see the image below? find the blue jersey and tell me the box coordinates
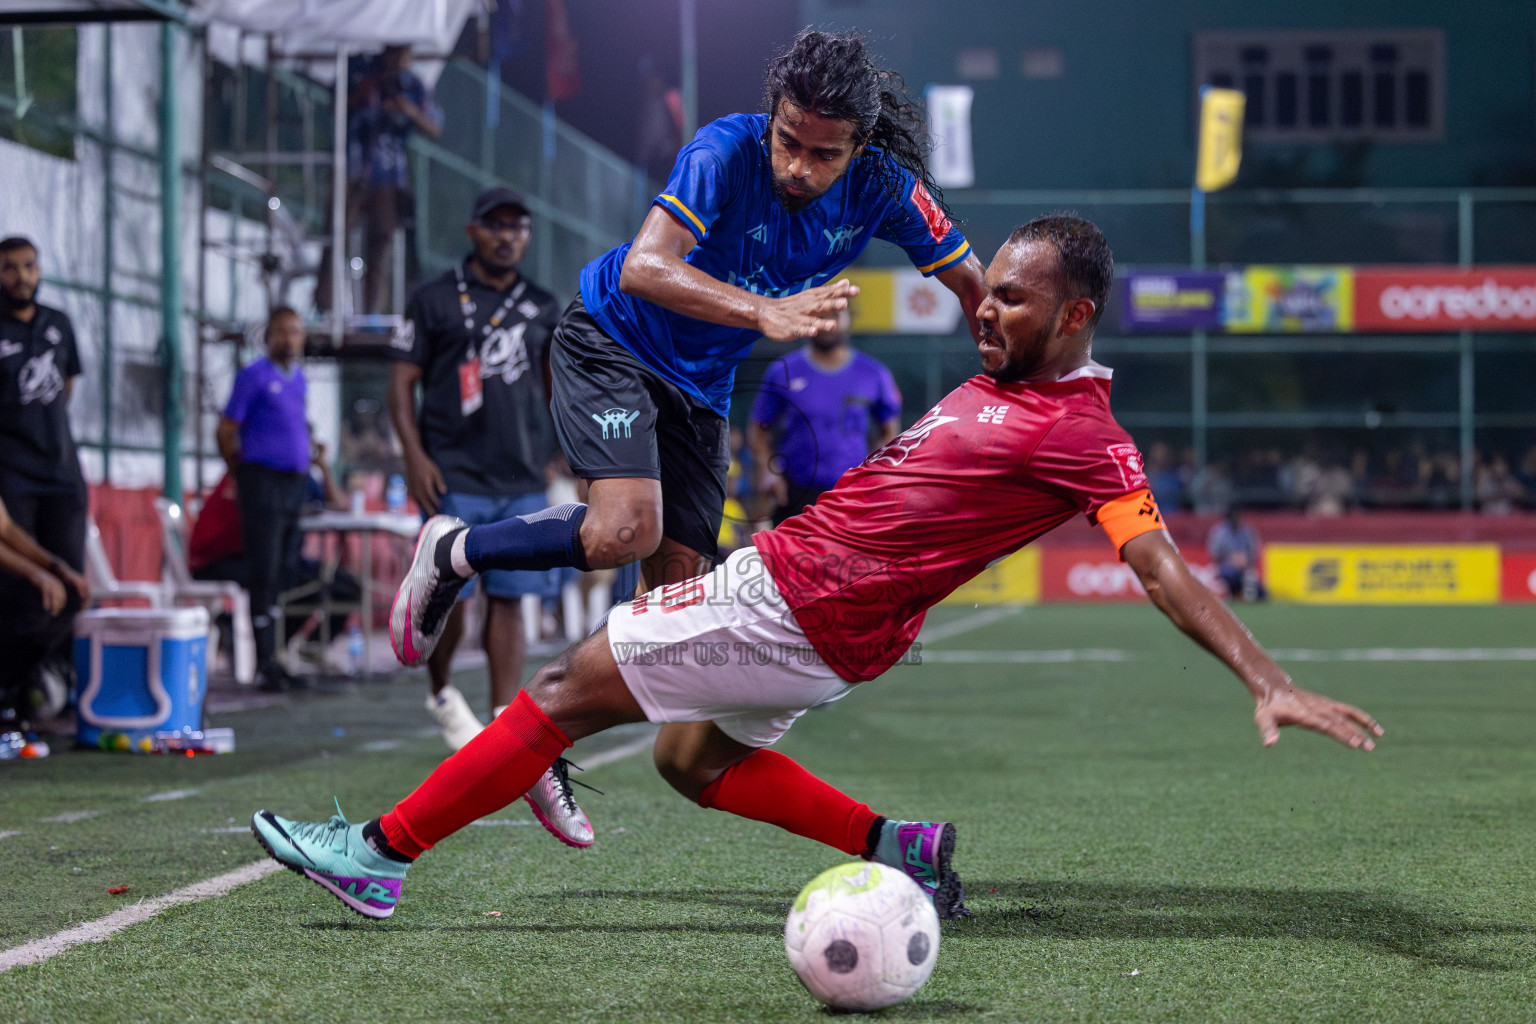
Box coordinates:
[578,113,971,416]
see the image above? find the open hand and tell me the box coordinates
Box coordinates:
[758,279,858,342]
[1254,683,1382,750]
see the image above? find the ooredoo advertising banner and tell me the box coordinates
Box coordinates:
[1037,547,1220,601]
[1355,268,1536,332]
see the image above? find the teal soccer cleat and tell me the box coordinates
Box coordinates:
[870,820,970,920]
[251,803,409,919]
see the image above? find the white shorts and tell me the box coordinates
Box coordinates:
[606,546,855,748]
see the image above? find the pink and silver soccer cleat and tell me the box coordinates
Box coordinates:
[389,514,470,667]
[525,757,596,848]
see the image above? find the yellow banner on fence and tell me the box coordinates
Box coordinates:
[1265,545,1501,604]
[943,548,1041,605]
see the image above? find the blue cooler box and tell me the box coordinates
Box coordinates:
[74,606,209,752]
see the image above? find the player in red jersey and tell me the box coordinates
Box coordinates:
[251,217,1382,922]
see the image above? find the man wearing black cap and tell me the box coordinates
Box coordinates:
[386,188,593,846]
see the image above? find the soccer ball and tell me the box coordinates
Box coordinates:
[784,861,940,1011]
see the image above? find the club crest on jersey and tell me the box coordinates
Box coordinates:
[910,181,952,243]
[866,406,958,467]
[747,223,769,242]
[822,224,865,254]
[1107,443,1148,489]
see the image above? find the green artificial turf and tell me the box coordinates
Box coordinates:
[2,603,1534,1022]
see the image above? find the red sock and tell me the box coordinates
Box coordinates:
[697,749,879,857]
[380,689,570,857]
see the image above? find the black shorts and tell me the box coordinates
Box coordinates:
[549,296,730,560]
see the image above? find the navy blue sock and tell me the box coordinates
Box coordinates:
[463,503,591,573]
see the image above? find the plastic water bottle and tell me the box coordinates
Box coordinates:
[347,624,366,676]
[386,474,407,514]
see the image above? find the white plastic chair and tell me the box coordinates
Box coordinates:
[85,518,168,608]
[153,498,257,685]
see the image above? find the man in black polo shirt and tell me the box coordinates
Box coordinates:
[0,236,89,684]
[387,187,592,847]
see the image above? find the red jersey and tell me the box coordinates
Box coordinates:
[753,364,1165,682]
[188,472,243,573]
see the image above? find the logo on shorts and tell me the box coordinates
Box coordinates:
[592,407,641,440]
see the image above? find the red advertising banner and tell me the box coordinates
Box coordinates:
[1501,553,1536,603]
[1039,546,1221,601]
[1355,267,1536,332]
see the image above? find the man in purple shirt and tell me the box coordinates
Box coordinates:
[749,308,901,524]
[216,307,311,691]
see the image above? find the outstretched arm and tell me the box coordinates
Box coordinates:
[935,252,987,345]
[619,207,857,342]
[1120,529,1382,750]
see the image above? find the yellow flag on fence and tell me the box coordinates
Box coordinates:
[1195,86,1245,192]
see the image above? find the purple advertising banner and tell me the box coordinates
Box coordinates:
[1119,272,1225,332]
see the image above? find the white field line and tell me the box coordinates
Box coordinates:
[921,649,1128,664]
[0,830,18,840]
[141,789,198,803]
[39,810,100,824]
[1267,647,1536,662]
[577,730,659,770]
[0,860,282,972]
[357,740,402,752]
[918,606,1023,645]
[469,818,536,827]
[916,647,1536,665]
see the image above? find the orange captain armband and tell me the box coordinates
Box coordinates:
[1092,488,1166,558]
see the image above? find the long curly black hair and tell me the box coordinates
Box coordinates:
[762,29,947,212]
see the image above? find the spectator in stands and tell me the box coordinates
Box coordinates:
[386,187,562,751]
[1190,457,1233,515]
[748,308,901,525]
[1146,442,1185,515]
[0,235,88,689]
[319,44,442,315]
[1517,445,1536,500]
[190,440,360,656]
[216,308,311,692]
[1206,506,1266,603]
[1475,453,1525,516]
[0,493,89,729]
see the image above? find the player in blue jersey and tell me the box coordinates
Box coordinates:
[388,31,988,891]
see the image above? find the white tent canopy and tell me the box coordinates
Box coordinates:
[194,0,485,58]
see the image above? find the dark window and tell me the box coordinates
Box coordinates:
[1369,43,1399,64]
[1210,72,1234,89]
[1340,71,1364,126]
[1308,74,1331,126]
[1240,46,1270,65]
[1405,70,1430,127]
[0,26,78,161]
[1243,73,1266,126]
[1304,45,1333,65]
[1373,72,1396,127]
[1275,72,1298,128]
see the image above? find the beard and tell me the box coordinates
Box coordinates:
[770,175,822,214]
[980,321,1053,383]
[0,282,37,313]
